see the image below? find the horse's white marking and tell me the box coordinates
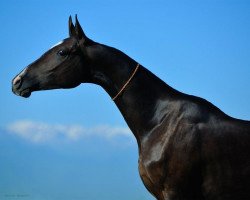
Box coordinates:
[19,67,28,76]
[50,40,64,49]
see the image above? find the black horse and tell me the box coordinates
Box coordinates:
[12,16,250,200]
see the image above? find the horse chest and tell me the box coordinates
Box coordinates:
[138,153,166,199]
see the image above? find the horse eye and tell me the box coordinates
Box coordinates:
[57,50,69,57]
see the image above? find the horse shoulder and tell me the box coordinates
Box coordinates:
[139,100,204,199]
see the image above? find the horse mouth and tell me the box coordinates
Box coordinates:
[13,88,32,98]
[20,88,31,98]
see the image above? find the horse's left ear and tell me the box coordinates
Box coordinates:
[75,15,87,42]
[69,15,75,37]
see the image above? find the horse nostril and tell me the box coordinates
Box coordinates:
[13,76,22,89]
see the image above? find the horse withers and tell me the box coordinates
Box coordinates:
[12,16,250,200]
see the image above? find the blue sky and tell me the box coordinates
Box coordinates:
[0,1,250,200]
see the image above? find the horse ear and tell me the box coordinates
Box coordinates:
[75,15,87,42]
[68,16,76,37]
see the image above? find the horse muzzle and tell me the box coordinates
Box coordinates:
[12,75,32,98]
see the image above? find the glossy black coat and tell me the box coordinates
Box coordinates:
[12,16,250,200]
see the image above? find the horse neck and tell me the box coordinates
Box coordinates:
[115,66,174,144]
[87,45,176,147]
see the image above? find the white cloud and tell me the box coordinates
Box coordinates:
[6,120,132,143]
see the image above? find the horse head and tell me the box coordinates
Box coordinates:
[12,16,94,98]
